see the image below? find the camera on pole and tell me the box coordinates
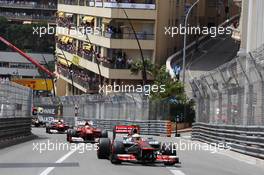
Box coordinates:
[74,104,79,116]
[175,115,181,137]
[74,104,79,127]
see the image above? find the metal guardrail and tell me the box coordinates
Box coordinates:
[63,118,172,136]
[0,118,32,143]
[192,123,264,159]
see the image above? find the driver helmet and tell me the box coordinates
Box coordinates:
[84,121,90,128]
[132,134,141,141]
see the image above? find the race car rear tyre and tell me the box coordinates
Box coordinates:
[101,130,108,138]
[97,138,111,159]
[161,142,177,156]
[46,128,51,134]
[67,129,77,137]
[66,134,72,143]
[110,141,125,164]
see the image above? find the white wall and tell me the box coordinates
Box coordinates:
[240,0,264,53]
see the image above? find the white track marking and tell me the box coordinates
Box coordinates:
[168,169,186,175]
[39,144,82,175]
[181,135,191,140]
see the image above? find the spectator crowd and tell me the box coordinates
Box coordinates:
[57,63,99,90]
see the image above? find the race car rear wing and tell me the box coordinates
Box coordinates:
[113,125,140,139]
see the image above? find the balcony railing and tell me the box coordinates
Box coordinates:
[59,0,156,10]
[0,2,57,10]
[58,65,99,90]
[0,12,56,21]
[102,31,154,40]
[99,2,155,9]
[58,44,132,70]
[57,24,154,41]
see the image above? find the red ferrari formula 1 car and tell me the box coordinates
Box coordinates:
[46,119,70,134]
[66,121,108,143]
[97,125,180,166]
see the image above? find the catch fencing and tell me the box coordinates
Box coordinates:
[34,93,170,122]
[0,81,33,118]
[190,44,264,126]
[191,44,264,158]
[0,81,33,143]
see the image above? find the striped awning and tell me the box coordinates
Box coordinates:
[57,12,64,18]
[58,58,72,67]
[83,43,92,50]
[102,18,112,24]
[82,16,94,23]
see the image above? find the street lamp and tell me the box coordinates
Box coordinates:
[179,0,200,137]
[182,0,200,85]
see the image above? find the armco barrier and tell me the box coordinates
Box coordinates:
[91,119,172,136]
[0,118,32,143]
[64,118,172,137]
[192,123,264,159]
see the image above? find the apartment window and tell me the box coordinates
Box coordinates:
[176,0,180,6]
[96,17,102,28]
[175,19,179,26]
[9,63,35,69]
[0,62,9,68]
[208,17,216,27]
[95,46,101,54]
[208,0,218,7]
[180,16,185,25]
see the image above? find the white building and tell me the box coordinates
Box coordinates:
[238,0,264,53]
[0,51,54,78]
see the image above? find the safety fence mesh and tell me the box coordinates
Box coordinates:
[190,44,264,126]
[34,93,170,123]
[0,81,33,118]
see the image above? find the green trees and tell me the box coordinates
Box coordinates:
[130,59,195,124]
[130,59,186,101]
[0,17,54,53]
[130,59,155,77]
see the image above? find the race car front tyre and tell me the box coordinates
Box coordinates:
[97,138,111,159]
[101,130,108,138]
[110,141,125,164]
[46,128,50,134]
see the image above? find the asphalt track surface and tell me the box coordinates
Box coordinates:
[0,128,264,175]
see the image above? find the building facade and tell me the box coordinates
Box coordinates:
[0,51,54,78]
[55,0,235,96]
[238,0,264,53]
[0,0,57,23]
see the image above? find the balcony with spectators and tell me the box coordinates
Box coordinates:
[57,63,99,92]
[0,0,57,10]
[58,0,156,20]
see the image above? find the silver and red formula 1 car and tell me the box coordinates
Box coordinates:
[97,125,180,166]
